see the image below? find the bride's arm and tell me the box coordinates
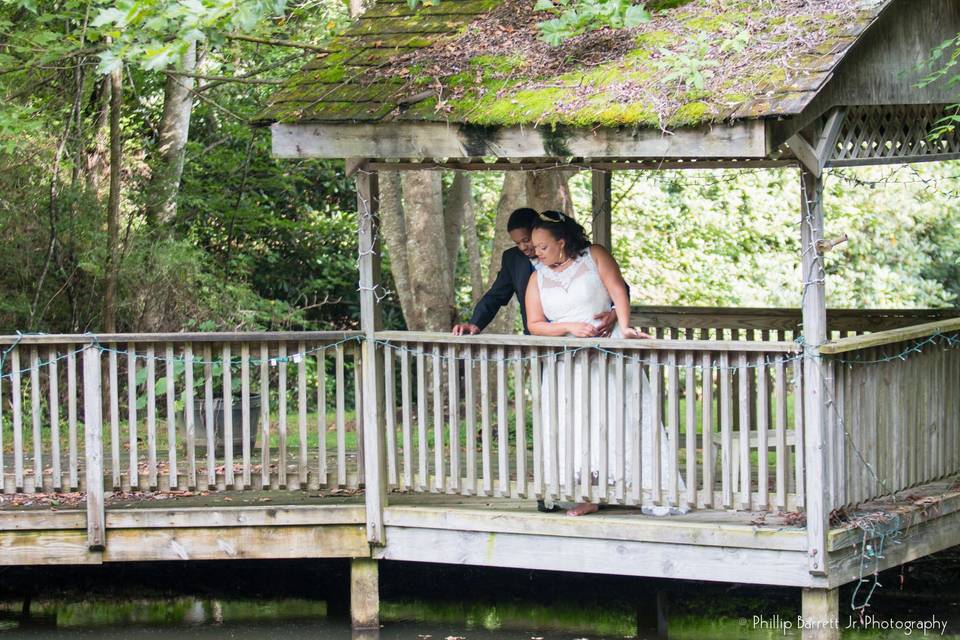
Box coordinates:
[525,272,599,337]
[590,245,633,332]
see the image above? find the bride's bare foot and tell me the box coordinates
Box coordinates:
[566,502,599,517]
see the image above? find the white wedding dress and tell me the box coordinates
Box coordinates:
[537,249,685,514]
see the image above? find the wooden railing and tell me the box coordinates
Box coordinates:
[820,319,960,510]
[630,305,960,341]
[377,332,805,512]
[0,332,365,496]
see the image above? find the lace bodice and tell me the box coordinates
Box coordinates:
[536,248,621,337]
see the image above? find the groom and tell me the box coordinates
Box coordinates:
[452,207,618,337]
[451,207,618,513]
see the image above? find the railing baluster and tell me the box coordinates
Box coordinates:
[757,353,770,511]
[30,348,42,491]
[577,349,590,502]
[447,344,460,494]
[146,344,157,489]
[701,353,713,509]
[223,343,234,489]
[720,351,733,509]
[463,345,475,496]
[479,347,491,496]
[106,347,118,490]
[204,344,215,488]
[165,343,178,489]
[11,347,23,491]
[125,345,136,490]
[385,345,398,488]
[630,355,642,506]
[513,346,525,499]
[738,352,751,510]
[400,344,413,492]
[184,344,197,489]
[417,347,428,492]
[336,342,346,487]
[49,347,62,491]
[432,344,444,493]
[547,351,559,501]
[353,344,364,486]
[666,350,679,507]
[67,349,79,489]
[297,341,308,487]
[792,357,805,508]
[260,343,271,488]
[649,351,662,506]
[241,342,252,489]
[317,346,328,488]
[277,342,287,488]
[597,350,608,504]
[774,357,788,511]
[614,351,625,504]
[496,346,508,498]
[530,347,543,501]
[684,351,696,508]
[563,350,574,501]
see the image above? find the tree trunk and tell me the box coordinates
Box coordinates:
[378,170,418,326]
[525,169,576,215]
[482,171,528,335]
[145,41,197,228]
[400,170,454,331]
[458,174,484,305]
[103,64,122,333]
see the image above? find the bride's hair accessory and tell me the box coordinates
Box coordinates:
[532,210,591,256]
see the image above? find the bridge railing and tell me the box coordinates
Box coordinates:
[819,318,960,510]
[0,332,366,499]
[376,332,805,512]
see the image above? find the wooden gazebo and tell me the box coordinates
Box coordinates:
[262,0,960,635]
[1,2,959,639]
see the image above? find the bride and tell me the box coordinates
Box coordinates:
[524,210,682,517]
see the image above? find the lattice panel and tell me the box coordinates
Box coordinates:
[828,104,960,165]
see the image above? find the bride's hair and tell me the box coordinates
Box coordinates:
[532,210,591,255]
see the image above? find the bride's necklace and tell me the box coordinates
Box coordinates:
[548,255,574,271]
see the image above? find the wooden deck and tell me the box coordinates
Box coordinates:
[1,478,957,591]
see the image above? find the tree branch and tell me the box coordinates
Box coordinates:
[225,33,329,52]
[165,70,284,85]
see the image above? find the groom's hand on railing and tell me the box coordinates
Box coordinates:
[593,310,618,337]
[452,323,481,336]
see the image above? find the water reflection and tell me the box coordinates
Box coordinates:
[0,596,957,639]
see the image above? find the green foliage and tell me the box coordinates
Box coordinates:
[917,34,960,136]
[92,0,289,71]
[655,30,749,91]
[534,0,649,46]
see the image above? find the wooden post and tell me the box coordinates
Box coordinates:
[356,161,387,544]
[591,169,612,250]
[350,558,379,630]
[800,587,839,640]
[82,345,106,551]
[800,167,830,576]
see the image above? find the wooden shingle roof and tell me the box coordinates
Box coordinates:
[259,0,894,128]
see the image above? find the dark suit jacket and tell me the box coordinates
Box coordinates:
[469,247,535,334]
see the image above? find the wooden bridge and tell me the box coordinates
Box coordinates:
[7,2,960,638]
[1,306,958,637]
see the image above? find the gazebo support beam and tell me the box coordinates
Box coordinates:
[272,121,768,160]
[356,161,387,545]
[591,169,612,250]
[799,166,830,578]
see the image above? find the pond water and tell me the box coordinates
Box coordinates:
[0,558,957,639]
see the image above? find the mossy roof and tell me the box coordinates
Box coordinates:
[258,0,892,129]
